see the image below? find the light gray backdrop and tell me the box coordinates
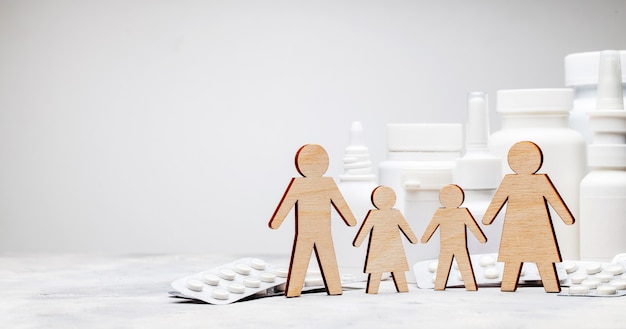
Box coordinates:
[1,0,625,254]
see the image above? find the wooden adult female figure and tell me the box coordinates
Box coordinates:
[482,141,575,293]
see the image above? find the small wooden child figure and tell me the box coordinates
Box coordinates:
[421,184,487,291]
[353,186,418,294]
[269,144,357,297]
[482,141,574,293]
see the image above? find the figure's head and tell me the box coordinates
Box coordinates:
[439,184,464,208]
[507,141,543,175]
[371,186,396,210]
[295,144,329,177]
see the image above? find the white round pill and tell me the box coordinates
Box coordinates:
[571,274,587,284]
[219,268,236,281]
[260,272,276,283]
[610,279,626,290]
[227,283,246,294]
[235,263,252,275]
[605,264,625,275]
[305,276,324,287]
[581,278,601,289]
[479,255,496,267]
[568,285,590,295]
[428,261,438,273]
[597,285,617,295]
[563,262,578,274]
[307,269,321,276]
[484,267,500,279]
[211,288,230,300]
[596,273,613,283]
[341,274,356,282]
[275,268,289,278]
[250,258,266,270]
[244,277,261,288]
[186,279,204,292]
[202,273,220,286]
[621,273,626,280]
[586,263,602,275]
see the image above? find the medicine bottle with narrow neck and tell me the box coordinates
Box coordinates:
[580,51,626,262]
[489,88,586,260]
[565,50,626,143]
[332,121,378,278]
[453,92,502,254]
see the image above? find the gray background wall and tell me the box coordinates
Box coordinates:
[1,0,625,255]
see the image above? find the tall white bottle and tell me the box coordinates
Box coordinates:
[489,88,586,260]
[333,122,378,276]
[453,92,503,254]
[580,51,626,262]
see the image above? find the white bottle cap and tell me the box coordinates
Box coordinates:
[497,89,573,114]
[387,123,463,152]
[454,92,502,189]
[565,50,626,87]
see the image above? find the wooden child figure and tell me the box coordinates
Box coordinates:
[269,144,357,297]
[353,186,418,294]
[482,141,575,293]
[421,184,487,291]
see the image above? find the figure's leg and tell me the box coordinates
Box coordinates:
[501,262,522,292]
[366,273,382,294]
[314,240,342,295]
[435,252,453,290]
[537,262,560,293]
[285,238,314,297]
[391,271,409,293]
[456,252,477,291]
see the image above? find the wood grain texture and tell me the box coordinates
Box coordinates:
[353,186,418,294]
[269,144,357,297]
[421,184,487,291]
[482,141,575,293]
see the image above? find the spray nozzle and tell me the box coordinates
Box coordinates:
[597,50,625,111]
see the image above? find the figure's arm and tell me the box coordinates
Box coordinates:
[329,180,357,227]
[268,178,298,229]
[464,209,487,243]
[353,210,374,247]
[396,210,418,244]
[482,179,509,225]
[420,210,442,244]
[542,175,575,225]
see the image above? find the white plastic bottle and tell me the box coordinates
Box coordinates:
[565,50,626,143]
[489,88,586,260]
[378,123,463,281]
[453,92,503,254]
[580,51,626,262]
[333,121,378,277]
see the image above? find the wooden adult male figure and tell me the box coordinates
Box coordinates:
[269,144,357,297]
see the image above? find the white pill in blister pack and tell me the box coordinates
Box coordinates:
[558,257,626,298]
[413,253,568,289]
[170,257,289,304]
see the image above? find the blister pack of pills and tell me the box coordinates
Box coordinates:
[170,257,289,304]
[558,254,626,297]
[413,253,568,289]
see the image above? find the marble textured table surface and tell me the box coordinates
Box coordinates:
[0,253,623,328]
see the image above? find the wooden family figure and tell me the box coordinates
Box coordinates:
[421,184,487,291]
[482,140,575,293]
[353,185,418,294]
[268,144,357,297]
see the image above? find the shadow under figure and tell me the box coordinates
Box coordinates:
[482,141,575,293]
